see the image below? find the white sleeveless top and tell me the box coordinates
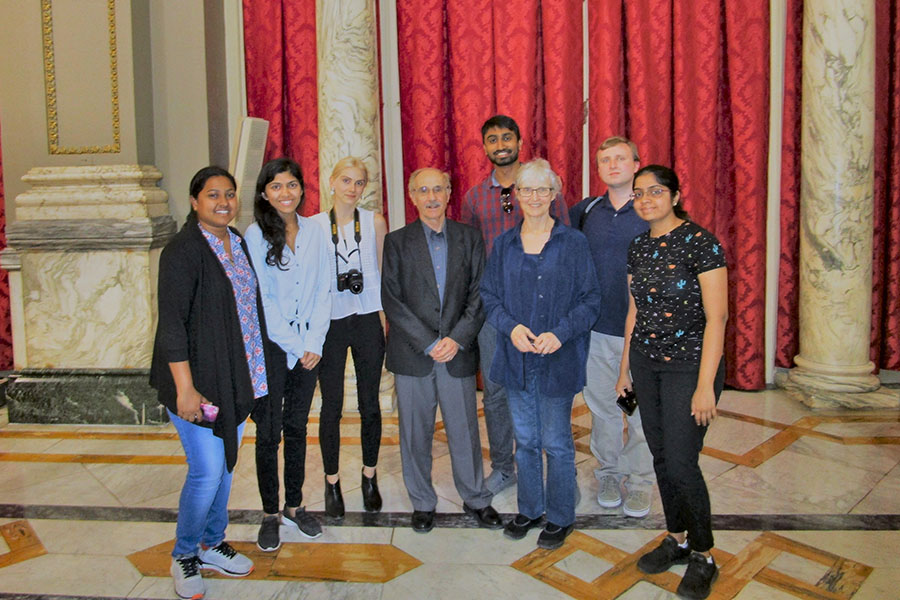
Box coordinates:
[310,207,383,320]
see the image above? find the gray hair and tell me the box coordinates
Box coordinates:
[408,168,452,194]
[515,158,562,193]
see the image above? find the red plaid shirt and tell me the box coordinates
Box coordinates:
[460,171,570,256]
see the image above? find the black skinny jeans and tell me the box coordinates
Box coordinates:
[317,311,385,475]
[253,361,319,515]
[629,349,725,552]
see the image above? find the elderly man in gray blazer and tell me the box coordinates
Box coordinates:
[382,167,501,534]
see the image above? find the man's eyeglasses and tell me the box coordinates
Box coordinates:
[500,186,513,213]
[631,186,670,201]
[517,187,553,199]
[415,185,449,195]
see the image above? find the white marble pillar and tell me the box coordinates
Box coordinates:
[316,0,383,213]
[778,0,897,408]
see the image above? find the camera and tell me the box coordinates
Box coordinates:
[337,269,364,294]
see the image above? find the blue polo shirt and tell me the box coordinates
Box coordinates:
[569,194,648,337]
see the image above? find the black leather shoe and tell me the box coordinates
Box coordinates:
[411,510,435,533]
[463,503,503,530]
[361,469,382,513]
[324,477,345,519]
[503,513,544,540]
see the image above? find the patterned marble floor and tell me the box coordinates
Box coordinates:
[0,387,898,599]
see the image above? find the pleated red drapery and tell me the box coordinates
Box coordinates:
[777,0,900,371]
[396,0,584,222]
[0,121,12,369]
[242,0,321,216]
[588,1,770,390]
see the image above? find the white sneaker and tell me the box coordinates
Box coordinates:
[171,556,205,599]
[597,475,622,508]
[197,541,253,577]
[623,489,651,518]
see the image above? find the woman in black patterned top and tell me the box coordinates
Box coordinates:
[615,164,727,600]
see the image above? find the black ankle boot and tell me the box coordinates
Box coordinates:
[324,477,345,519]
[361,469,382,513]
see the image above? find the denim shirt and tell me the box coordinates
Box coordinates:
[244,216,333,370]
[481,220,602,396]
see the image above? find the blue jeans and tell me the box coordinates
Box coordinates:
[169,409,246,558]
[477,321,515,475]
[507,371,576,527]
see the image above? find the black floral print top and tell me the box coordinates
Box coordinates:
[627,221,726,364]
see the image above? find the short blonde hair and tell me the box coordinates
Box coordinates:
[330,156,369,183]
[597,136,640,162]
[408,168,451,194]
[515,158,562,193]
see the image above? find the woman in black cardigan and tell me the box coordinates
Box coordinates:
[150,166,285,600]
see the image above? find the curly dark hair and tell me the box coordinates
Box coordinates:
[253,157,304,269]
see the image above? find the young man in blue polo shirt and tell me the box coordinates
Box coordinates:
[569,136,654,517]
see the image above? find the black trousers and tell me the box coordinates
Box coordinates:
[253,361,319,515]
[317,311,385,475]
[629,349,725,552]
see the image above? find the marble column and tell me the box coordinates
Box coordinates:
[316,0,383,213]
[777,0,897,409]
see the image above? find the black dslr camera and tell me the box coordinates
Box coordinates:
[337,269,364,294]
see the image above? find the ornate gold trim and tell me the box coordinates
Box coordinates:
[41,0,121,154]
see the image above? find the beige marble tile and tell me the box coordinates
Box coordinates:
[45,438,183,456]
[0,436,63,453]
[778,531,900,568]
[215,579,382,600]
[0,465,121,506]
[392,526,530,566]
[0,460,88,491]
[703,416,782,456]
[581,529,660,553]
[784,436,900,474]
[854,565,900,600]
[615,580,675,599]
[555,548,614,581]
[0,553,141,596]
[85,462,187,506]
[733,580,801,599]
[716,389,812,425]
[766,549,831,585]
[29,519,175,556]
[851,464,900,514]
[813,421,900,437]
[383,563,572,600]
[708,530,762,556]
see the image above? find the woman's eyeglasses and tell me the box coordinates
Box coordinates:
[631,186,670,201]
[517,187,553,199]
[500,186,514,213]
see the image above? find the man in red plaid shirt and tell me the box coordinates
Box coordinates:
[461,115,570,495]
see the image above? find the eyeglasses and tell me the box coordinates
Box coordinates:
[500,186,513,213]
[517,187,553,199]
[415,185,449,195]
[631,186,670,201]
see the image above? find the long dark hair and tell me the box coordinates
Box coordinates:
[253,157,304,269]
[633,164,690,220]
[186,166,236,224]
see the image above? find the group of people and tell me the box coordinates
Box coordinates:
[150,114,728,600]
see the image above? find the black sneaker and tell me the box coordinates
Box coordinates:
[282,505,322,539]
[503,514,544,540]
[536,522,574,550]
[256,515,281,552]
[676,552,718,599]
[637,535,691,574]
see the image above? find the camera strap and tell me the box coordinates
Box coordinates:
[329,207,362,282]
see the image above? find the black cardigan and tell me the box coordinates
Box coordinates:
[150,214,285,471]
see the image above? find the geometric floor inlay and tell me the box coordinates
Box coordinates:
[512,531,874,599]
[128,539,422,583]
[0,520,46,569]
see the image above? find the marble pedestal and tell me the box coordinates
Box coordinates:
[1,165,175,424]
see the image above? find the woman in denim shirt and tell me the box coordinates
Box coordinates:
[481,158,602,550]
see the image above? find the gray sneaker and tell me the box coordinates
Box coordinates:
[282,505,322,539]
[171,555,205,599]
[623,489,651,518]
[597,475,622,508]
[485,470,516,494]
[257,515,281,552]
[197,541,253,577]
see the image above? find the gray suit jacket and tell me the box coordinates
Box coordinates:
[382,218,485,378]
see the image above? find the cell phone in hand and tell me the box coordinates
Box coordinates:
[200,403,219,422]
[616,389,638,416]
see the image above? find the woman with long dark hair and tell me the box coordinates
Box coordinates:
[616,164,728,600]
[310,156,387,518]
[151,166,285,599]
[244,157,332,551]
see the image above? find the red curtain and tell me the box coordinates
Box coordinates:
[777,0,900,371]
[588,1,770,390]
[242,0,320,216]
[397,0,583,223]
[0,121,11,369]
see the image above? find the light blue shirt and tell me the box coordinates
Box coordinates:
[244,215,333,370]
